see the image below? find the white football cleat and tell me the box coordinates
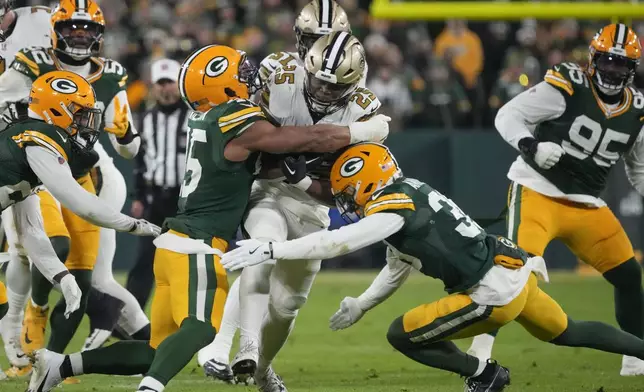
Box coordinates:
[27,349,66,392]
[620,355,644,376]
[1,314,30,368]
[466,334,495,362]
[255,367,287,392]
[231,341,259,385]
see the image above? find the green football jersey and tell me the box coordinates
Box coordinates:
[12,46,128,178]
[528,62,644,197]
[0,119,72,210]
[164,99,266,242]
[365,178,529,294]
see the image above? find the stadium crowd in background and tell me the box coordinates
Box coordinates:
[18,0,644,131]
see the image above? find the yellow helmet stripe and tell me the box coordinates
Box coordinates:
[178,45,215,106]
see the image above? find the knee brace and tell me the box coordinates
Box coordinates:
[603,258,643,292]
[49,236,70,263]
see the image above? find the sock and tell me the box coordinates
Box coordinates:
[47,270,92,352]
[0,303,8,320]
[147,317,216,385]
[467,333,496,360]
[386,317,480,377]
[257,302,296,372]
[138,376,165,392]
[6,287,27,320]
[552,318,644,359]
[6,256,31,319]
[603,258,644,338]
[198,276,240,365]
[31,266,54,307]
[62,341,155,377]
[131,324,151,341]
[239,263,272,351]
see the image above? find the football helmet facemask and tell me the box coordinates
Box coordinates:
[51,0,105,61]
[294,0,351,60]
[588,23,641,94]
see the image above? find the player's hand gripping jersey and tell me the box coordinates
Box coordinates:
[497,62,644,206]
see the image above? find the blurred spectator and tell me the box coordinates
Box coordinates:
[424,58,471,129]
[434,19,484,90]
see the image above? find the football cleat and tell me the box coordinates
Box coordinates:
[255,367,287,392]
[464,360,510,392]
[4,363,32,378]
[82,329,112,352]
[1,313,30,368]
[620,355,644,376]
[21,302,49,355]
[26,349,66,392]
[231,341,259,385]
[203,359,234,383]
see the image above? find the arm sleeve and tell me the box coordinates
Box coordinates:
[624,125,644,196]
[12,194,68,283]
[26,146,137,232]
[356,246,413,311]
[105,90,140,159]
[0,69,32,115]
[495,81,566,150]
[272,213,406,260]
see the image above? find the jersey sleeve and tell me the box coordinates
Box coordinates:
[543,63,575,97]
[259,52,298,83]
[216,99,267,136]
[101,58,129,91]
[11,47,48,80]
[348,87,381,122]
[14,126,70,162]
[364,184,415,219]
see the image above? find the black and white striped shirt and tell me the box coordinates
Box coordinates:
[134,103,190,200]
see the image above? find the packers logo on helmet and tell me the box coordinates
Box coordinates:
[331,143,401,222]
[588,23,641,93]
[179,45,262,112]
[29,71,101,153]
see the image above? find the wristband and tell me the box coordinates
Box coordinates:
[293,176,313,191]
[518,137,539,160]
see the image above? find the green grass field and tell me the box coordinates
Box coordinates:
[1,271,643,391]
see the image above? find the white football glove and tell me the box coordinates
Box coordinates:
[534,142,565,169]
[348,114,391,144]
[129,219,161,237]
[58,274,82,319]
[329,297,365,331]
[220,239,274,271]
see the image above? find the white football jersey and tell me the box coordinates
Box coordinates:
[259,50,368,87]
[0,6,51,75]
[255,64,380,225]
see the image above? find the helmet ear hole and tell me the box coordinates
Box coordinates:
[50,108,62,117]
[224,87,236,98]
[363,183,373,194]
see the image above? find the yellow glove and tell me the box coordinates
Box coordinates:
[104,96,129,138]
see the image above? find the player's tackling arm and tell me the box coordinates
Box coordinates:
[25,146,140,232]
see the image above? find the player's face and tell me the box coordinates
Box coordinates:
[154,80,181,106]
[57,20,102,51]
[595,53,636,87]
[306,73,354,104]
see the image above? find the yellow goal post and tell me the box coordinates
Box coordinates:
[370,0,644,22]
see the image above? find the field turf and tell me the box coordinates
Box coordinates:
[1,271,643,391]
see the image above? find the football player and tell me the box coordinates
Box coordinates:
[0,0,150,367]
[26,43,389,392]
[467,23,644,376]
[199,32,379,390]
[222,142,644,392]
[0,0,52,376]
[0,69,157,350]
[257,0,367,85]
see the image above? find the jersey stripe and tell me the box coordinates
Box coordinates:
[544,70,573,96]
[218,107,264,126]
[365,195,415,216]
[14,52,40,76]
[15,131,68,161]
[220,111,266,133]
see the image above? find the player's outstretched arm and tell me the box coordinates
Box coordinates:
[329,247,413,331]
[224,115,390,161]
[25,146,159,236]
[220,212,405,270]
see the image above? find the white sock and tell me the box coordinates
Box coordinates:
[239,264,272,350]
[197,277,241,366]
[257,302,296,373]
[68,352,84,376]
[467,334,495,361]
[6,256,30,319]
[138,376,165,392]
[471,359,487,378]
[6,288,27,321]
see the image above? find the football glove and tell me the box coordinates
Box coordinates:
[280,155,313,191]
[329,297,365,331]
[129,219,161,237]
[220,239,273,271]
[348,114,391,144]
[58,274,82,319]
[519,137,565,169]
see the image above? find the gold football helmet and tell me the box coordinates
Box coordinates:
[179,45,262,112]
[588,23,641,93]
[51,0,105,60]
[304,31,366,115]
[330,143,402,222]
[295,0,351,59]
[29,70,101,152]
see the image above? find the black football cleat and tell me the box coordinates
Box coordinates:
[203,359,234,384]
[464,360,510,392]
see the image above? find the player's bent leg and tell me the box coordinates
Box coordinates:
[3,254,31,369]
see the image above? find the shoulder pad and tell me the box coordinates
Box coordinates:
[98,58,128,87]
[11,46,55,80]
[19,123,70,161]
[543,62,588,96]
[214,99,266,134]
[347,87,382,120]
[364,183,415,217]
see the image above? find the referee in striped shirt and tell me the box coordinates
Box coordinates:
[127,58,189,309]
